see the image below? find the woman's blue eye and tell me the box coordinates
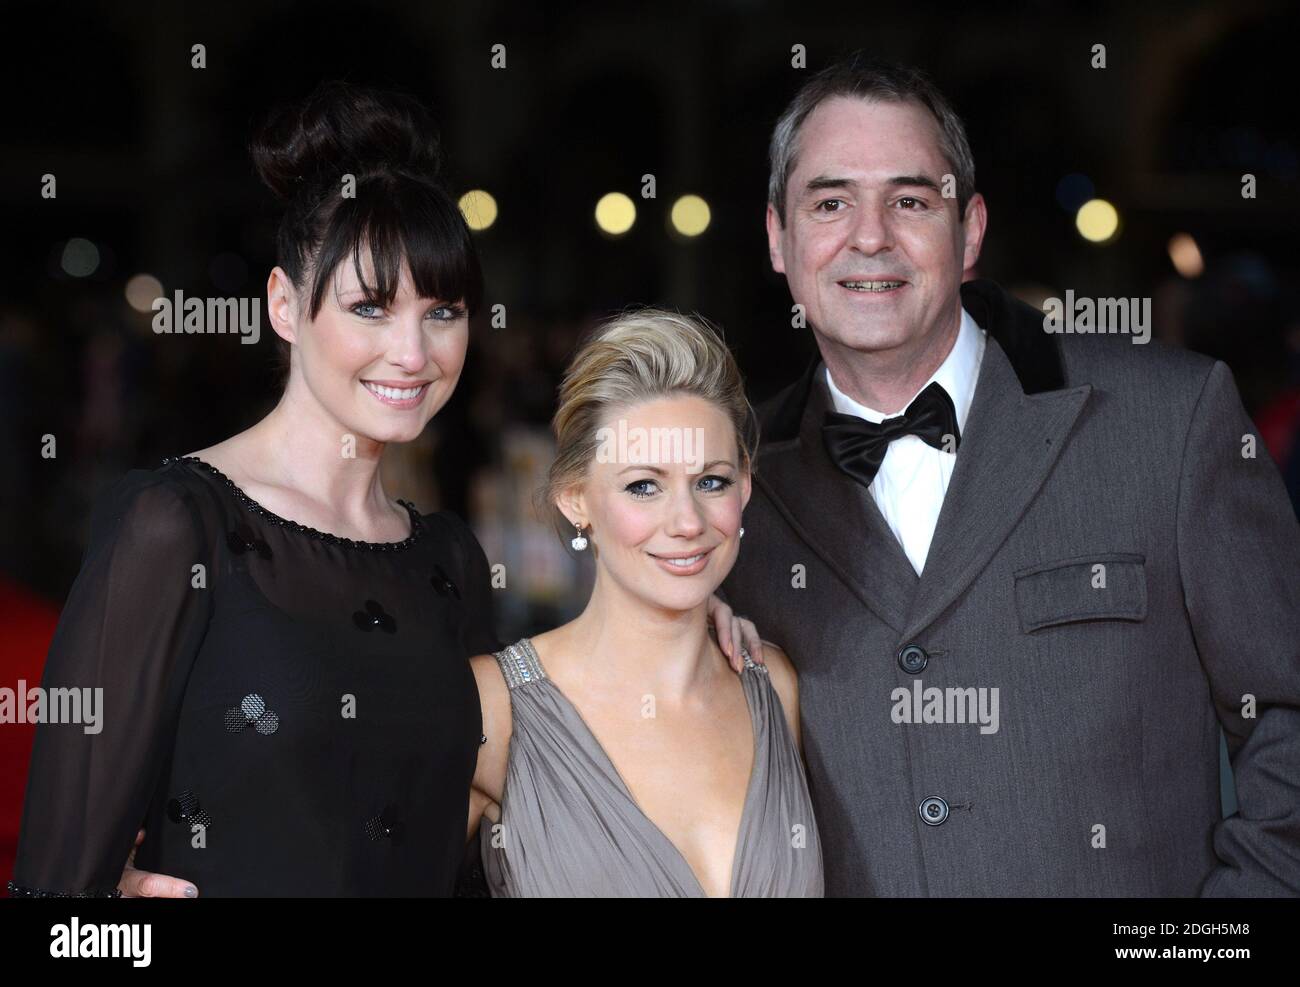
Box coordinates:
[350,302,467,320]
[697,475,735,493]
[429,304,468,321]
[624,475,733,498]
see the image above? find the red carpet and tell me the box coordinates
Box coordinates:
[0,575,60,891]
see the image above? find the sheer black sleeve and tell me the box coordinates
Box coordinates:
[8,470,213,897]
[435,511,501,657]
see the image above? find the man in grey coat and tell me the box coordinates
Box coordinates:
[721,54,1300,896]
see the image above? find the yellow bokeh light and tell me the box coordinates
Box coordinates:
[595,192,636,236]
[1075,198,1119,243]
[670,194,711,237]
[458,190,498,231]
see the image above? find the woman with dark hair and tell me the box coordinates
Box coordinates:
[8,80,495,897]
[9,80,757,898]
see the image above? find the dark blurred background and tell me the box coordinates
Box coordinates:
[2,0,1298,875]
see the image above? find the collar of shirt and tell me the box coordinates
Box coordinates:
[824,305,988,432]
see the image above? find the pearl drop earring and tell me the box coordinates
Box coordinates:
[740,527,745,538]
[571,522,589,552]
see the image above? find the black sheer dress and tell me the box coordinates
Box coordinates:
[8,455,499,897]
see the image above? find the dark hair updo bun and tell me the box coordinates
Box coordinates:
[249,79,482,331]
[251,81,443,200]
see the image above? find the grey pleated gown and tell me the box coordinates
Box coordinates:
[479,637,824,897]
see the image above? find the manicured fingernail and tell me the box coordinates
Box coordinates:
[184,885,197,898]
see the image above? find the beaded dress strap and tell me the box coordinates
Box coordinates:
[491,638,764,690]
[492,638,548,690]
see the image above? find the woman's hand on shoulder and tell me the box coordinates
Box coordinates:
[706,594,765,673]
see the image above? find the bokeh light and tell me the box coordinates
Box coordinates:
[60,237,100,277]
[595,192,636,236]
[1168,232,1204,278]
[125,274,163,313]
[669,194,711,237]
[458,190,498,231]
[1075,198,1120,243]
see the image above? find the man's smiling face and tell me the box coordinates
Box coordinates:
[766,95,985,362]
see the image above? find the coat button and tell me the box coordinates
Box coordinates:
[897,644,929,674]
[919,796,949,826]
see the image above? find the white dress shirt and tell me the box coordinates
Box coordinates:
[825,307,987,575]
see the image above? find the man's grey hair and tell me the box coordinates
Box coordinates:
[768,53,977,225]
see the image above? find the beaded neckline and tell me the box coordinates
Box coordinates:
[162,455,426,552]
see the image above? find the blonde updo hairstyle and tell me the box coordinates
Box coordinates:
[542,308,758,552]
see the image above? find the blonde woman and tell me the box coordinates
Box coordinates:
[468,310,824,897]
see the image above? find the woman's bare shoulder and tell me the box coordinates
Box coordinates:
[469,650,512,802]
[756,640,800,738]
[470,651,512,722]
[182,437,256,485]
[758,640,796,684]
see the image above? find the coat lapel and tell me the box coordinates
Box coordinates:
[752,279,1092,642]
[754,359,918,634]
[899,335,1091,642]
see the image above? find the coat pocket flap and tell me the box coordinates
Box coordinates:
[1013,552,1147,633]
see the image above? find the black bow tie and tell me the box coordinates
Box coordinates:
[822,381,961,489]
